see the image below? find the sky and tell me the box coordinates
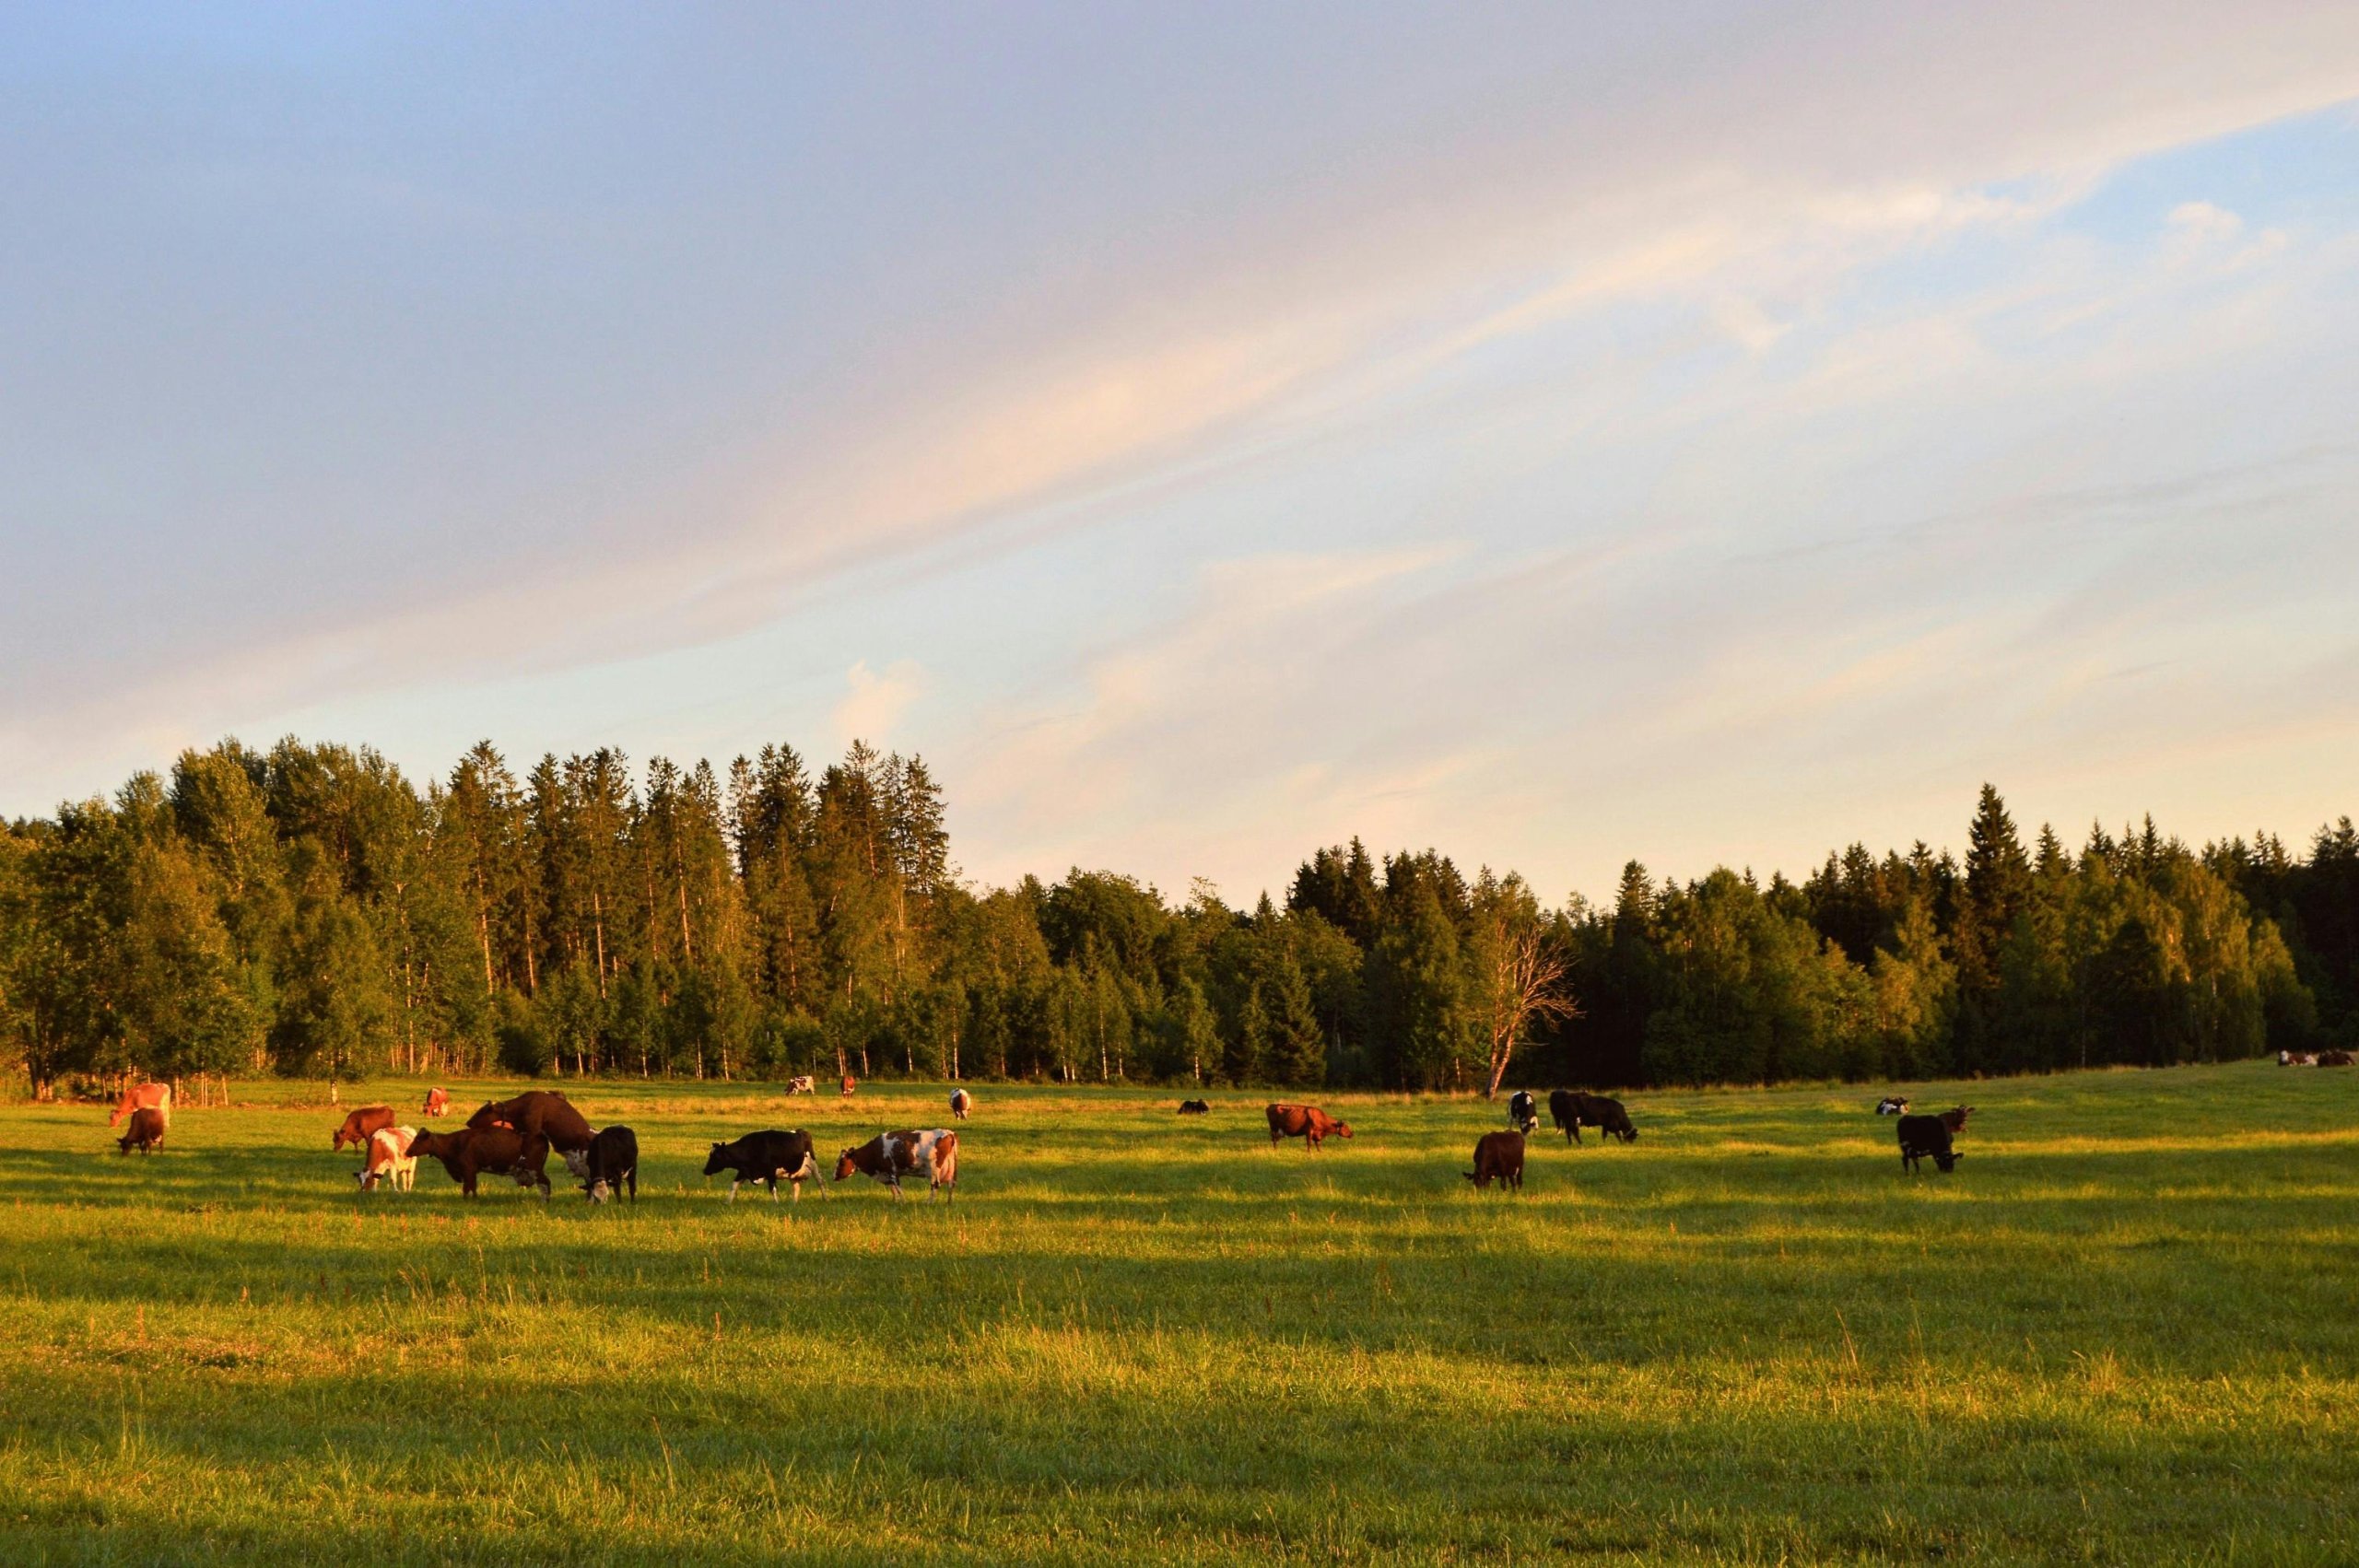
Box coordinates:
[6,3,2359,905]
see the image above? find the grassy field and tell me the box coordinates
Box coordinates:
[0,1063,2353,1565]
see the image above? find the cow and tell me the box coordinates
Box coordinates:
[835,1129,958,1202]
[839,1076,858,1097]
[1896,1113,1962,1174]
[788,1076,816,1094]
[467,1090,595,1153]
[1465,1130,1525,1192]
[1940,1105,1974,1133]
[1266,1103,1352,1151]
[1507,1090,1539,1135]
[333,1105,398,1152]
[703,1129,824,1202]
[949,1088,972,1121]
[110,1082,171,1129]
[423,1087,451,1117]
[1550,1090,1637,1145]
[1177,1099,1211,1115]
[357,1126,418,1191]
[116,1106,167,1155]
[562,1126,639,1203]
[409,1127,551,1197]
[2318,1049,2355,1068]
[1875,1096,1909,1116]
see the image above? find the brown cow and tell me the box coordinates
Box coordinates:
[834,1129,958,1202]
[1266,1103,1352,1151]
[333,1105,398,1152]
[467,1091,594,1153]
[110,1082,171,1129]
[410,1127,551,1197]
[1465,1130,1524,1191]
[2318,1049,2355,1068]
[423,1086,451,1117]
[1940,1105,1975,1133]
[117,1106,167,1155]
[839,1076,858,1097]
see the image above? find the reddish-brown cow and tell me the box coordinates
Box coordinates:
[423,1087,451,1117]
[1266,1103,1353,1151]
[409,1127,551,1197]
[110,1082,170,1129]
[333,1105,398,1152]
[1465,1130,1524,1192]
[467,1091,594,1153]
[834,1129,958,1202]
[117,1106,167,1155]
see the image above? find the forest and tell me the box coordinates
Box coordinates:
[1,737,2352,1095]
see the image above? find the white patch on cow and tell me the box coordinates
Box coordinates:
[562,1149,593,1180]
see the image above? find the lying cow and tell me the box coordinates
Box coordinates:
[562,1126,639,1203]
[788,1075,816,1094]
[423,1086,450,1117]
[704,1129,823,1202]
[1466,1130,1525,1192]
[468,1090,594,1154]
[2318,1049,2355,1068]
[1177,1099,1211,1116]
[1875,1096,1909,1116]
[111,1082,171,1129]
[1550,1090,1637,1145]
[949,1088,972,1121]
[333,1105,398,1152]
[409,1127,551,1197]
[1507,1090,1539,1135]
[1896,1113,1963,1174]
[357,1125,418,1191]
[1266,1103,1352,1151]
[836,1129,958,1202]
[117,1106,167,1155]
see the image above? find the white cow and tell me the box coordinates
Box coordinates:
[357,1125,418,1191]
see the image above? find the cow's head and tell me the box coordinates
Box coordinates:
[586,1178,612,1204]
[1333,1121,1354,1140]
[834,1151,859,1181]
[1932,1149,1961,1173]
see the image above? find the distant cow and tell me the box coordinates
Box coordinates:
[788,1076,816,1094]
[423,1087,451,1117]
[1940,1105,1974,1133]
[116,1106,167,1155]
[1177,1099,1211,1115]
[410,1127,551,1197]
[562,1126,639,1203]
[1550,1090,1637,1145]
[2318,1049,2355,1068]
[949,1088,972,1120]
[1465,1130,1525,1192]
[1266,1103,1352,1151]
[1507,1090,1539,1135]
[110,1082,171,1129]
[836,1129,959,1201]
[839,1076,858,1097]
[1875,1096,1909,1116]
[704,1129,823,1202]
[1896,1113,1962,1174]
[468,1090,594,1153]
[357,1125,418,1191]
[333,1105,398,1152]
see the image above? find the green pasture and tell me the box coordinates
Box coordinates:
[0,1063,2353,1564]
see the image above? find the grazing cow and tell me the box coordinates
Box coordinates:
[467,1090,595,1153]
[839,1076,858,1097]
[703,1129,823,1202]
[1550,1090,1637,1145]
[357,1126,418,1191]
[562,1126,640,1203]
[333,1105,398,1152]
[1507,1090,1539,1135]
[110,1082,171,1129]
[1177,1099,1211,1115]
[1465,1130,1525,1192]
[788,1076,816,1094]
[835,1129,958,1201]
[1265,1103,1352,1151]
[949,1088,972,1121]
[2318,1049,2355,1068]
[409,1127,551,1197]
[423,1087,451,1117]
[1896,1113,1962,1174]
[116,1106,167,1155]
[1875,1096,1909,1116]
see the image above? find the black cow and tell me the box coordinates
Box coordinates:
[1177,1099,1211,1115]
[1896,1113,1961,1174]
[563,1126,639,1203]
[1550,1089,1637,1145]
[1507,1090,1538,1135]
[704,1129,823,1202]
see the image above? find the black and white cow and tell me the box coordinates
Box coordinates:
[562,1125,640,1203]
[1875,1096,1909,1116]
[703,1129,824,1202]
[1507,1090,1539,1135]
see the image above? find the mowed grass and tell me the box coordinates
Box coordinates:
[1,1065,2355,1565]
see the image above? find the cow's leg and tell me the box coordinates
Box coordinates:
[727,1177,740,1201]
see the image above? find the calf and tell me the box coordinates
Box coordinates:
[468,1090,594,1154]
[1507,1090,1539,1134]
[333,1105,398,1152]
[1177,1099,1211,1115]
[1266,1103,1352,1151]
[1875,1096,1909,1116]
[835,1129,958,1202]
[423,1086,451,1117]
[1940,1105,1974,1133]
[409,1127,551,1197]
[949,1088,972,1121]
[1550,1090,1637,1145]
[357,1125,418,1191]
[562,1126,639,1203]
[116,1106,167,1155]
[788,1075,816,1094]
[704,1129,823,1202]
[1896,1113,1961,1174]
[1465,1130,1525,1192]
[110,1082,171,1129]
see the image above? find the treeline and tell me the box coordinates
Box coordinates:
[0,742,2351,1095]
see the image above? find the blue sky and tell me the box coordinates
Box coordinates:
[6,5,2358,902]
